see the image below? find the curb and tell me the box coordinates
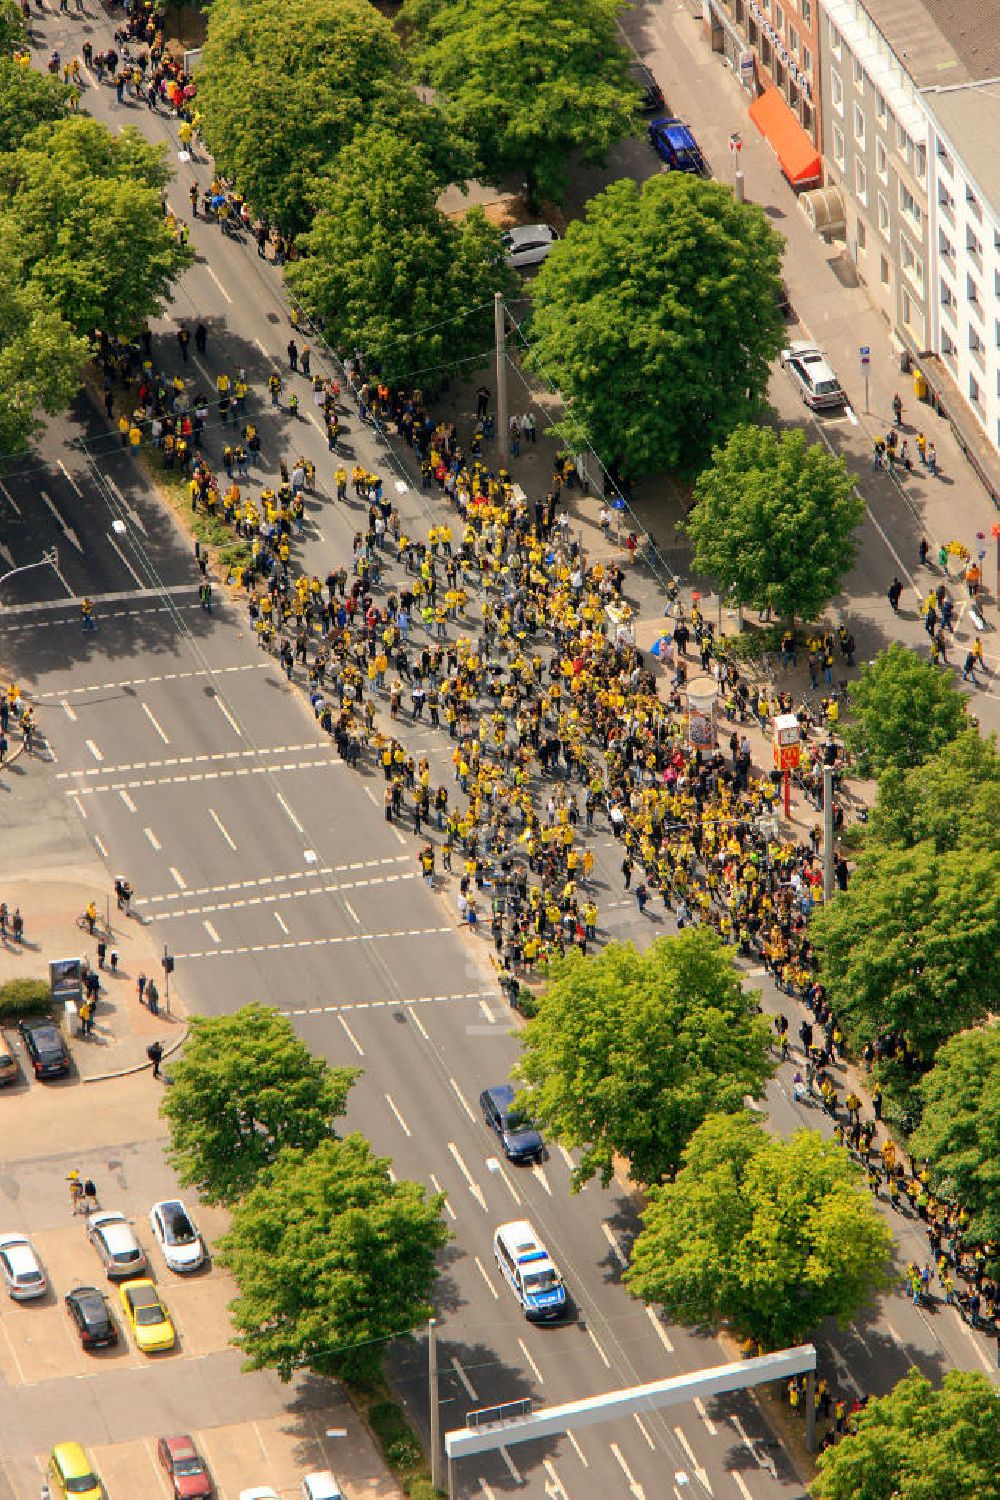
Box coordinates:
[82,1026,189,1084]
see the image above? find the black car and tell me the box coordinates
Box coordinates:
[628,59,665,115]
[479,1084,544,1163]
[18,1018,70,1079]
[65,1285,118,1348]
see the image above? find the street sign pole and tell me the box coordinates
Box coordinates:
[859,346,870,414]
[428,1318,441,1493]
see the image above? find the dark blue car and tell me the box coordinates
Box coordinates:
[648,117,709,176]
[479,1084,544,1163]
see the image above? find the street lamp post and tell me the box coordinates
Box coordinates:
[0,548,60,600]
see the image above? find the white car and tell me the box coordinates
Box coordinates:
[87,1211,148,1280]
[149,1200,206,1273]
[502,223,560,270]
[780,341,846,410]
[0,1233,47,1300]
[239,1490,281,1500]
[302,1474,345,1500]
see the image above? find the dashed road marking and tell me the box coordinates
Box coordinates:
[144,826,161,851]
[39,662,268,700]
[209,808,238,851]
[385,1093,411,1136]
[518,1338,544,1386]
[276,790,304,833]
[170,867,187,890]
[141,702,170,744]
[586,1326,610,1368]
[65,756,340,795]
[85,739,104,763]
[203,920,221,944]
[338,1015,364,1056]
[273,912,289,934]
[61,701,77,722]
[93,835,108,859]
[119,789,136,813]
[476,1256,499,1300]
[137,856,410,906]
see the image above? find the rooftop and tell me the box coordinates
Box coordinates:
[923,85,1000,210]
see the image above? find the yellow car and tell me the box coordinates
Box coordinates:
[118,1277,176,1352]
[48,1441,102,1500]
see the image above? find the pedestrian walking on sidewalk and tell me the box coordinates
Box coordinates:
[892,391,903,426]
[147,1040,164,1078]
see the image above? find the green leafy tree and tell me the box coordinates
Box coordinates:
[287,127,512,386]
[0,250,88,453]
[0,118,190,338]
[162,1003,358,1204]
[0,0,25,53]
[909,1023,1000,1243]
[515,930,773,1190]
[402,0,636,209]
[627,1113,893,1348]
[526,174,785,476]
[0,59,71,154]
[198,0,445,234]
[843,643,968,778]
[809,843,1000,1060]
[868,728,1000,854]
[683,425,863,625]
[811,1368,1000,1500]
[218,1136,448,1383]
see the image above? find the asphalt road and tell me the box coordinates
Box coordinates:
[2,4,997,1499]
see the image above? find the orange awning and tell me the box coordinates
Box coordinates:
[748,86,821,185]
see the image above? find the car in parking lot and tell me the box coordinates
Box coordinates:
[157,1434,214,1499]
[18,1017,70,1079]
[0,1038,19,1086]
[479,1084,544,1163]
[501,223,560,271]
[628,59,665,115]
[87,1210,148,1280]
[239,1490,280,1500]
[0,1232,47,1300]
[48,1442,102,1500]
[149,1199,206,1273]
[647,116,708,175]
[780,341,847,409]
[65,1285,118,1348]
[119,1278,176,1352]
[301,1473,345,1500]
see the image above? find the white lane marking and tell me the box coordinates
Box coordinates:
[86,739,104,763]
[203,920,221,944]
[40,489,83,552]
[586,1326,610,1368]
[141,702,170,744]
[448,1142,488,1211]
[170,867,187,890]
[732,1475,754,1500]
[408,1007,429,1040]
[171,925,451,961]
[558,1144,575,1171]
[673,1427,712,1495]
[566,1430,588,1467]
[451,1357,477,1401]
[477,1483,496,1500]
[0,480,22,515]
[844,404,859,426]
[449,1076,477,1124]
[69,793,87,820]
[144,826,161,851]
[61,700,77,721]
[137,853,409,905]
[255,337,268,359]
[429,1174,456,1221]
[479,998,495,1025]
[338,1015,364,1056]
[694,1396,717,1437]
[728,1414,775,1479]
[610,1444,642,1497]
[603,1222,627,1267]
[273,912,289,934]
[57,459,84,498]
[276,790,304,833]
[518,1337,544,1385]
[93,835,108,859]
[385,1094,411,1136]
[646,1302,674,1353]
[119,789,137,813]
[542,1459,567,1498]
[107,530,143,587]
[475,1255,499,1299]
[532,1162,553,1196]
[45,661,267,701]
[496,1162,522,1205]
[343,899,360,925]
[206,264,233,303]
[499,1448,521,1485]
[209,808,238,851]
[633,1414,655,1450]
[214,696,242,735]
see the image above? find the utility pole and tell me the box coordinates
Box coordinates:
[822,765,835,901]
[428,1317,441,1492]
[494,292,508,471]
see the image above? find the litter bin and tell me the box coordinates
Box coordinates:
[64,1000,79,1037]
[913,369,928,400]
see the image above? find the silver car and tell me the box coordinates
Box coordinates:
[149,1199,205,1273]
[87,1211,148,1280]
[502,223,560,271]
[780,342,846,410]
[0,1233,47,1300]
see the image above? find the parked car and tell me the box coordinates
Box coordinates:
[18,1017,70,1079]
[0,1041,18,1086]
[88,1210,148,1280]
[149,1200,206,1273]
[301,1473,345,1500]
[501,223,560,271]
[479,1084,544,1164]
[0,1232,47,1300]
[780,341,847,409]
[65,1285,118,1348]
[48,1443,102,1500]
[647,116,708,175]
[157,1434,214,1500]
[239,1490,281,1500]
[119,1278,176,1353]
[628,59,665,115]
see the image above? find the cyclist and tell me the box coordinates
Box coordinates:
[84,899,97,934]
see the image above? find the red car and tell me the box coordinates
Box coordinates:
[157,1435,213,1499]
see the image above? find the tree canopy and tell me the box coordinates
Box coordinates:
[402,0,636,209]
[0,248,88,454]
[810,1368,1000,1500]
[0,0,24,52]
[0,57,71,154]
[198,0,422,234]
[0,117,190,338]
[843,643,968,778]
[684,425,863,623]
[526,173,785,476]
[909,1023,1000,1243]
[809,842,1000,1061]
[287,126,512,386]
[162,1003,358,1204]
[627,1113,893,1349]
[515,930,773,1190]
[868,728,1000,855]
[218,1136,448,1383]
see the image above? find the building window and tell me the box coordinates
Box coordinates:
[801,43,812,76]
[995,269,1000,298]
[966,225,982,265]
[941,331,955,357]
[938,183,955,217]
[937,140,953,173]
[880,254,890,287]
[855,158,867,206]
[828,18,841,57]
[966,184,982,220]
[969,371,981,404]
[852,55,864,89]
[853,103,865,147]
[968,325,983,355]
[801,0,811,24]
[832,123,845,171]
[876,90,888,127]
[775,3,784,33]
[877,191,890,239]
[802,98,813,134]
[787,24,797,52]
[856,217,866,251]
[940,278,955,313]
[899,233,923,289]
[876,139,887,181]
[995,319,1000,348]
[899,182,922,229]
[830,68,843,116]
[896,121,910,158]
[914,144,926,180]
[967,273,981,307]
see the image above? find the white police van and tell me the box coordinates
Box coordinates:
[494,1220,567,1321]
